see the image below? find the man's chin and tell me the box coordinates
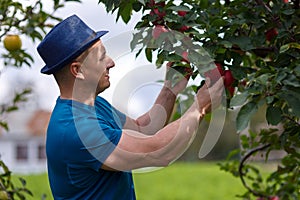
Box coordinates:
[98,83,110,93]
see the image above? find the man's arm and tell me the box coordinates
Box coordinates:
[102,78,224,171]
[124,68,190,135]
[123,86,177,135]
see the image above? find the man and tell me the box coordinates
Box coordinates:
[37,14,224,200]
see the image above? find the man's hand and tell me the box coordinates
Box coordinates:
[164,62,192,96]
[196,77,224,115]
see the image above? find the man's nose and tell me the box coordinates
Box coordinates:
[107,56,115,69]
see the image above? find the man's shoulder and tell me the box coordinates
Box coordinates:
[95,95,110,106]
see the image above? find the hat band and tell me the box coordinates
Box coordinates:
[80,32,97,48]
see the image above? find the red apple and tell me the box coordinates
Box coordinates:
[152,25,168,39]
[224,70,235,87]
[155,1,165,7]
[147,0,155,7]
[179,25,191,32]
[265,28,278,41]
[178,10,188,16]
[150,8,166,25]
[204,63,224,84]
[181,51,189,62]
[227,86,235,97]
[215,63,225,75]
[283,0,288,3]
[270,196,279,200]
[152,8,166,18]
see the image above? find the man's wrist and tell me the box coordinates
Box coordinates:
[194,96,207,117]
[162,85,178,98]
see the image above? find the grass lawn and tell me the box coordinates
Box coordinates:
[134,162,245,200]
[13,162,245,200]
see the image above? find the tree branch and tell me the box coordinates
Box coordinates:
[238,143,271,197]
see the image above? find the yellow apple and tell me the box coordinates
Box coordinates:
[3,34,22,51]
[0,190,9,200]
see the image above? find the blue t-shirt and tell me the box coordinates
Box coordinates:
[46,96,136,200]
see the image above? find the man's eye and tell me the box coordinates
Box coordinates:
[100,55,105,61]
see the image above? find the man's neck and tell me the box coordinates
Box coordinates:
[59,88,97,106]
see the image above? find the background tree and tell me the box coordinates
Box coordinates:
[97,0,300,199]
[0,1,81,199]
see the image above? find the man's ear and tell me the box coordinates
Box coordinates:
[70,62,84,80]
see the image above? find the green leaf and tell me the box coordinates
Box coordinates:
[279,90,300,118]
[156,51,166,67]
[6,106,18,112]
[279,44,290,53]
[295,66,300,77]
[282,9,295,15]
[266,96,274,104]
[266,105,282,125]
[282,74,300,87]
[145,48,152,63]
[118,1,132,23]
[137,0,145,5]
[228,36,254,51]
[168,5,190,12]
[256,74,270,85]
[18,177,27,187]
[200,0,209,9]
[275,71,287,83]
[132,2,142,12]
[0,121,9,131]
[236,102,258,132]
[220,41,233,48]
[280,42,300,53]
[230,92,249,107]
[211,18,227,27]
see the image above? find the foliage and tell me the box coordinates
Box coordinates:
[97,0,300,199]
[0,160,33,200]
[0,0,81,199]
[0,89,31,132]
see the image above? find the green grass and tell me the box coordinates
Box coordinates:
[134,162,245,200]
[12,173,51,200]
[13,162,245,200]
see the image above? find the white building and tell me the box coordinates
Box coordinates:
[0,109,50,174]
[0,134,46,174]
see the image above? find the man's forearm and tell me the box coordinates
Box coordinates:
[135,86,177,135]
[106,102,203,171]
[149,102,203,165]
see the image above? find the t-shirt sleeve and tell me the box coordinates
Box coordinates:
[95,96,127,128]
[112,106,126,127]
[73,115,122,171]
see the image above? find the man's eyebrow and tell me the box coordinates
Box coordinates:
[101,47,106,59]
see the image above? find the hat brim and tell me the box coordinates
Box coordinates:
[41,30,108,75]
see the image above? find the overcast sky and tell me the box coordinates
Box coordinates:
[0,0,167,118]
[0,0,204,119]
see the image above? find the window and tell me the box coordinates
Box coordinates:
[16,144,28,161]
[38,144,46,160]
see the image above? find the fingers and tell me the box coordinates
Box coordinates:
[209,77,225,109]
[205,77,211,88]
[196,76,225,114]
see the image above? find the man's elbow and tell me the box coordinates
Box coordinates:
[147,153,173,167]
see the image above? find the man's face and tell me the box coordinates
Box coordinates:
[79,40,115,94]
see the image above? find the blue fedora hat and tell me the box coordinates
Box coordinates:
[37,14,108,74]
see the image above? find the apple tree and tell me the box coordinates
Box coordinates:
[0,0,81,199]
[97,0,299,199]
